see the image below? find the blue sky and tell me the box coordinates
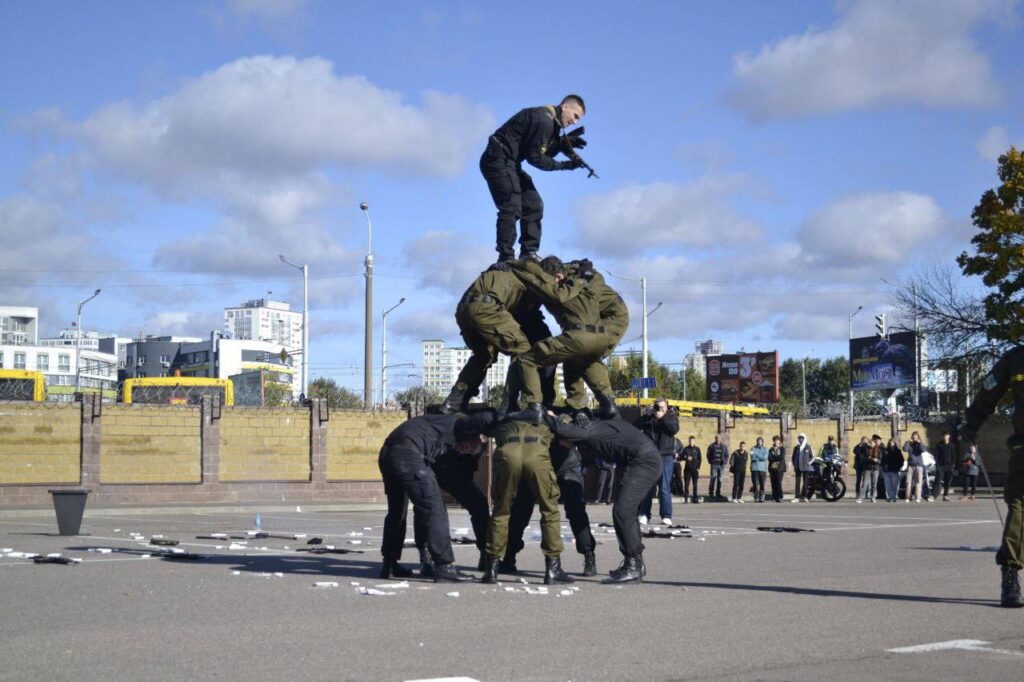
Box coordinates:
[1,0,1022,394]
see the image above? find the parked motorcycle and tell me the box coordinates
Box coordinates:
[805,454,847,502]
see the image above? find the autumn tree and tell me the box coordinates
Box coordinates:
[958,146,1024,345]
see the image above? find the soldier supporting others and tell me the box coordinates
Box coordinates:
[508,257,617,422]
[502,442,597,577]
[417,448,491,577]
[378,411,494,582]
[441,262,551,414]
[547,412,663,583]
[961,346,1024,608]
[481,95,586,262]
[482,420,575,585]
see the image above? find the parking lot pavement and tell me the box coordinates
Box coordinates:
[1,498,1021,681]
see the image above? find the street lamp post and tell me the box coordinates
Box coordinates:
[75,288,101,394]
[848,305,862,419]
[381,297,406,406]
[360,202,373,410]
[607,271,653,398]
[279,255,309,398]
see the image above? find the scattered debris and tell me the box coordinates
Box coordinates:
[228,543,248,551]
[446,591,460,598]
[1,548,13,553]
[306,537,324,545]
[348,540,363,545]
[559,589,573,596]
[88,548,113,554]
[196,533,229,540]
[363,527,372,531]
[113,529,121,532]
[452,536,476,545]
[140,554,152,559]
[643,528,691,539]
[314,581,339,588]
[149,538,179,546]
[297,546,364,555]
[233,571,241,575]
[295,506,302,512]
[347,531,364,537]
[33,555,75,565]
[357,587,395,596]
[373,581,410,589]
[756,527,816,533]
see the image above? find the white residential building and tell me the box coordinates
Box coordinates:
[0,306,39,346]
[421,340,510,401]
[0,342,118,401]
[224,299,301,350]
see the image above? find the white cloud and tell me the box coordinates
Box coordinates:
[227,0,310,23]
[728,0,1010,120]
[401,230,494,294]
[391,308,459,342]
[572,176,763,256]
[796,192,948,266]
[977,125,1023,161]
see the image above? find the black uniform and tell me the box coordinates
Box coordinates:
[427,450,490,556]
[547,416,662,559]
[932,440,958,499]
[681,445,702,502]
[378,412,493,566]
[481,105,577,260]
[505,443,596,561]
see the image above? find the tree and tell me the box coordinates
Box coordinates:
[308,377,363,409]
[393,385,443,409]
[608,352,680,399]
[958,146,1024,345]
[262,381,292,407]
[681,366,706,402]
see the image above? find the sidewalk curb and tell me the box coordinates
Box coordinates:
[0,502,389,519]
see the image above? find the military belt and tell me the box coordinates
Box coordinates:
[566,323,605,333]
[497,436,540,446]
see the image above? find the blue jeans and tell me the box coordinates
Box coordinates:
[640,455,675,520]
[709,464,725,497]
[883,471,900,501]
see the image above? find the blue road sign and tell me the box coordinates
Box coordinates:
[630,377,657,390]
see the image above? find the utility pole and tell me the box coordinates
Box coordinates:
[381,297,405,406]
[607,272,657,398]
[848,305,862,420]
[913,282,920,407]
[360,202,373,410]
[75,289,101,394]
[278,255,309,398]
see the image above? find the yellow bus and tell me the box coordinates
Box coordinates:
[635,397,770,417]
[0,369,46,401]
[122,377,235,406]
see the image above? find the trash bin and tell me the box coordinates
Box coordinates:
[49,489,89,536]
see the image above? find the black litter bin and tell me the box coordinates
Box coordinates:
[49,489,89,536]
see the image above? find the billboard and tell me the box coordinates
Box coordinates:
[706,351,780,403]
[850,332,917,391]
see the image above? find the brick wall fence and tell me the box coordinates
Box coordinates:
[0,396,406,508]
[0,398,1013,508]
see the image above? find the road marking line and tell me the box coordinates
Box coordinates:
[405,678,481,682]
[887,640,1024,657]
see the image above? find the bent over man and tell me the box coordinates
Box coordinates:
[961,346,1024,608]
[547,412,662,583]
[481,95,587,261]
[378,410,494,582]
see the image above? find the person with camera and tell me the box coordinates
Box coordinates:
[635,398,680,525]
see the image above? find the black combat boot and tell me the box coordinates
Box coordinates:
[582,551,597,577]
[481,557,501,584]
[498,550,518,575]
[418,547,435,578]
[544,556,576,585]
[1001,566,1024,608]
[595,394,619,419]
[379,559,414,579]
[505,402,543,424]
[439,383,467,415]
[602,556,643,584]
[519,250,540,262]
[476,550,487,572]
[433,562,474,583]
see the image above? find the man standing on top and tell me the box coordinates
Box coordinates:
[481,96,587,262]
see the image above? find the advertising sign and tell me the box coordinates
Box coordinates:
[706,351,779,403]
[849,332,917,391]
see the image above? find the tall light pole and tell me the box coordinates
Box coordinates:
[279,254,309,398]
[381,297,405,406]
[75,288,101,394]
[360,202,373,410]
[608,271,651,397]
[848,305,862,419]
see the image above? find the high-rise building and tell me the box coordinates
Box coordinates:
[0,306,38,346]
[685,339,725,379]
[421,340,510,401]
[224,299,301,350]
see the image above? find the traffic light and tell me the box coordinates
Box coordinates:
[875,313,886,337]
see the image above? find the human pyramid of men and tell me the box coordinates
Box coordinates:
[377,95,667,586]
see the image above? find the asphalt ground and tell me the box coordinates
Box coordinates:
[1,496,1021,682]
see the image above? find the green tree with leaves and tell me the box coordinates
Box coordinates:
[958,146,1024,344]
[308,377,363,409]
[393,385,444,408]
[262,381,292,407]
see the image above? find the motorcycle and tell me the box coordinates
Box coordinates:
[805,454,847,502]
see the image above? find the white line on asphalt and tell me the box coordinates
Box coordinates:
[405,678,482,682]
[887,640,1024,657]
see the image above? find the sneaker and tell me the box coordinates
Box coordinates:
[791,498,800,504]
[942,496,949,501]
[925,498,933,502]
[638,515,649,525]
[870,498,876,503]
[661,518,672,526]
[738,499,745,504]
[856,499,863,504]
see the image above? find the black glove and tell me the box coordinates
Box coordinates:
[573,410,591,430]
[487,261,511,272]
[565,127,587,148]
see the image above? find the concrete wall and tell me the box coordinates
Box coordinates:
[220,407,310,482]
[326,412,405,481]
[101,405,201,484]
[0,402,80,485]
